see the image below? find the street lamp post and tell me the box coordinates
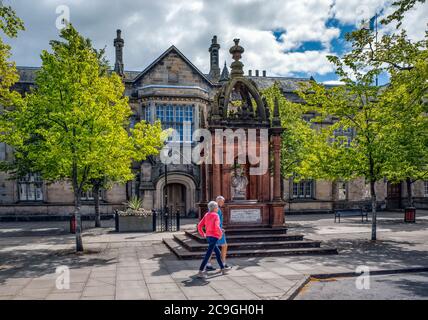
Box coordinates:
[164,163,168,215]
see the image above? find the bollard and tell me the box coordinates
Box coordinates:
[70,214,76,234]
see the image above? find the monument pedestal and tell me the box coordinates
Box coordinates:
[270,202,286,228]
[224,202,267,227]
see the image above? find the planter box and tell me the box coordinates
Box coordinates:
[116,215,154,233]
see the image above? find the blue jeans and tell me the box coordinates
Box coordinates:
[199,237,225,271]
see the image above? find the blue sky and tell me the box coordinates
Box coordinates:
[275,19,391,85]
[4,0,427,85]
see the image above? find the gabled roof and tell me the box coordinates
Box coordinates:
[132,45,214,86]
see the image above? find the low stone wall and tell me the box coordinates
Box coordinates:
[0,203,123,217]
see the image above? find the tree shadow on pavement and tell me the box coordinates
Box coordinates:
[375,273,428,298]
[0,247,116,285]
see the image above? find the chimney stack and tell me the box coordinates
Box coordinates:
[255,70,259,77]
[114,29,125,77]
[209,36,221,81]
[263,70,266,77]
[249,70,252,77]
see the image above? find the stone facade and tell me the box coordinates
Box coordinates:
[0,33,427,218]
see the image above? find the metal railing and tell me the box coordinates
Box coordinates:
[152,208,181,232]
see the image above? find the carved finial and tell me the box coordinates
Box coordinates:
[272,97,281,127]
[219,61,230,83]
[264,98,271,120]
[229,39,245,79]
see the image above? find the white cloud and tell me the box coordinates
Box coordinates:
[323,80,345,85]
[3,0,427,79]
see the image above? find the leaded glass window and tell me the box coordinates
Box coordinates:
[292,180,314,199]
[155,104,195,142]
[19,173,43,202]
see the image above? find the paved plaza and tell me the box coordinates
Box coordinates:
[0,211,427,300]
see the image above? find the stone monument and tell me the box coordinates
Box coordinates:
[199,39,286,228]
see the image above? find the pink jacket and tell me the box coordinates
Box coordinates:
[197,211,223,240]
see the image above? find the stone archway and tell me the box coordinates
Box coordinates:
[155,174,197,215]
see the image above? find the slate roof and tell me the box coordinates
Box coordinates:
[15,67,316,99]
[16,67,142,84]
[247,76,312,93]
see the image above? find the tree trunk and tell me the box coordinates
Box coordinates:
[94,185,101,228]
[406,177,414,208]
[72,160,84,252]
[74,192,84,252]
[370,180,377,241]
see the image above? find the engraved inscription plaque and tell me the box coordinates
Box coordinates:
[230,209,262,224]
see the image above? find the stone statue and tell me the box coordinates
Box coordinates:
[231,167,248,200]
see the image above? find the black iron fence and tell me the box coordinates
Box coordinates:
[152,208,181,232]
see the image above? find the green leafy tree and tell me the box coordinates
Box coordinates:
[297,71,388,241]
[381,0,426,27]
[345,0,428,207]
[262,83,325,182]
[293,0,427,241]
[1,25,163,252]
[0,3,24,129]
[89,120,164,228]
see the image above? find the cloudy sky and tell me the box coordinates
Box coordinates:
[4,0,428,84]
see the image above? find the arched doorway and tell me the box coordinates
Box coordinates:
[387,182,402,209]
[164,183,186,214]
[155,174,197,216]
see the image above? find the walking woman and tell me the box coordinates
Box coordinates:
[206,196,231,271]
[196,201,229,279]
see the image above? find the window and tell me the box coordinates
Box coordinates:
[145,105,152,122]
[292,180,314,199]
[19,173,43,202]
[333,127,355,147]
[338,182,347,201]
[129,115,138,129]
[424,181,428,197]
[81,190,104,201]
[302,115,314,123]
[155,104,195,142]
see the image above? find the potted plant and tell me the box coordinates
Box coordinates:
[116,196,154,232]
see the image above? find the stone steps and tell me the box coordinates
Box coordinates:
[163,238,338,260]
[223,226,288,235]
[174,234,321,251]
[184,230,304,243]
[164,226,338,260]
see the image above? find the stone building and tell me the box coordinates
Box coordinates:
[0,31,427,218]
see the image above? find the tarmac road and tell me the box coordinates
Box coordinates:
[296,272,428,300]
